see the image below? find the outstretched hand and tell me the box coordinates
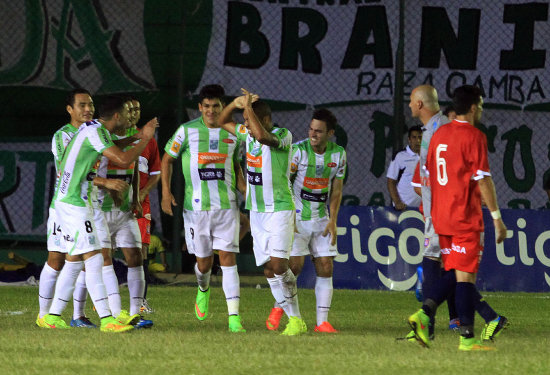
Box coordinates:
[234,88,259,109]
[142,117,160,140]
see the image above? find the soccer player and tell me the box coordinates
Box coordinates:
[96,97,153,329]
[161,84,246,333]
[266,108,346,333]
[217,89,306,336]
[37,89,96,328]
[127,96,162,314]
[43,95,159,332]
[386,126,423,210]
[408,85,508,351]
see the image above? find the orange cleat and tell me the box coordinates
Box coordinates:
[314,321,339,333]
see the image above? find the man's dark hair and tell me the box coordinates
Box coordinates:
[312,108,337,132]
[98,95,126,119]
[408,125,423,138]
[452,85,482,115]
[199,84,225,103]
[65,88,91,107]
[443,105,455,117]
[252,100,272,120]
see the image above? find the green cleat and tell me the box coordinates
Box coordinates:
[228,315,246,333]
[116,309,140,325]
[43,314,70,329]
[36,313,48,328]
[459,336,496,351]
[406,330,417,342]
[195,287,210,321]
[281,316,307,336]
[481,316,509,342]
[408,309,431,348]
[100,316,134,333]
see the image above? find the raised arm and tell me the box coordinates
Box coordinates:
[217,100,239,136]
[241,90,279,147]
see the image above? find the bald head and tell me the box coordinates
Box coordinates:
[409,85,440,123]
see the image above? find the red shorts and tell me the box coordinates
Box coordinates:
[439,232,484,273]
[137,217,151,245]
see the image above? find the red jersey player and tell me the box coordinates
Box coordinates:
[408,85,507,351]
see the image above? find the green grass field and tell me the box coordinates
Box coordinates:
[0,284,548,375]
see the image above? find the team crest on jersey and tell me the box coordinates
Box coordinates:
[209,139,218,150]
[424,238,430,247]
[88,236,96,245]
[171,141,181,154]
[316,165,324,176]
[251,143,261,156]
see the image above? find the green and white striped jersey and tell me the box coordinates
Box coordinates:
[235,124,294,213]
[96,127,139,212]
[291,139,346,221]
[52,123,79,172]
[164,117,241,211]
[53,120,115,208]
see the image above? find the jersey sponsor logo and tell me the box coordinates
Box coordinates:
[247,171,263,185]
[303,177,329,190]
[300,189,328,202]
[198,152,228,165]
[170,141,181,154]
[222,138,234,144]
[246,153,262,168]
[198,168,225,181]
[451,243,467,254]
[60,171,71,194]
[99,128,111,145]
[327,162,337,168]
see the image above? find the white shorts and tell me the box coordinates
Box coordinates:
[291,217,337,258]
[423,217,441,258]
[183,208,239,257]
[104,210,142,249]
[54,201,103,256]
[46,207,65,252]
[250,210,295,266]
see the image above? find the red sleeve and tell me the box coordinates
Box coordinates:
[468,129,490,180]
[411,162,421,186]
[148,138,161,174]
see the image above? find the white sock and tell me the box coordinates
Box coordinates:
[49,261,83,316]
[102,265,121,317]
[267,277,290,317]
[221,265,240,316]
[275,269,301,318]
[315,276,333,326]
[72,271,87,320]
[38,263,59,318]
[84,254,111,318]
[195,263,211,292]
[127,266,145,316]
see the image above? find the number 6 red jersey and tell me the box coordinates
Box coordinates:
[425,119,491,235]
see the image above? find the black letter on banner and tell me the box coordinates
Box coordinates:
[279,8,327,74]
[500,3,547,70]
[418,7,480,70]
[224,2,270,69]
[341,6,392,69]
[501,125,535,193]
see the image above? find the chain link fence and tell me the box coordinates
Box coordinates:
[1,1,550,267]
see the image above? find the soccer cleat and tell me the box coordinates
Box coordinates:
[449,318,460,331]
[314,321,339,333]
[228,315,246,333]
[406,330,417,342]
[408,309,431,348]
[140,299,155,314]
[194,287,210,321]
[70,316,97,328]
[281,316,307,336]
[481,316,509,342]
[36,314,48,328]
[266,307,284,331]
[43,314,70,329]
[100,316,134,333]
[116,309,140,325]
[458,336,496,351]
[133,317,153,329]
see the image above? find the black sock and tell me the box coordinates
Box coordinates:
[475,290,498,323]
[421,257,441,301]
[455,282,476,338]
[444,271,458,321]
